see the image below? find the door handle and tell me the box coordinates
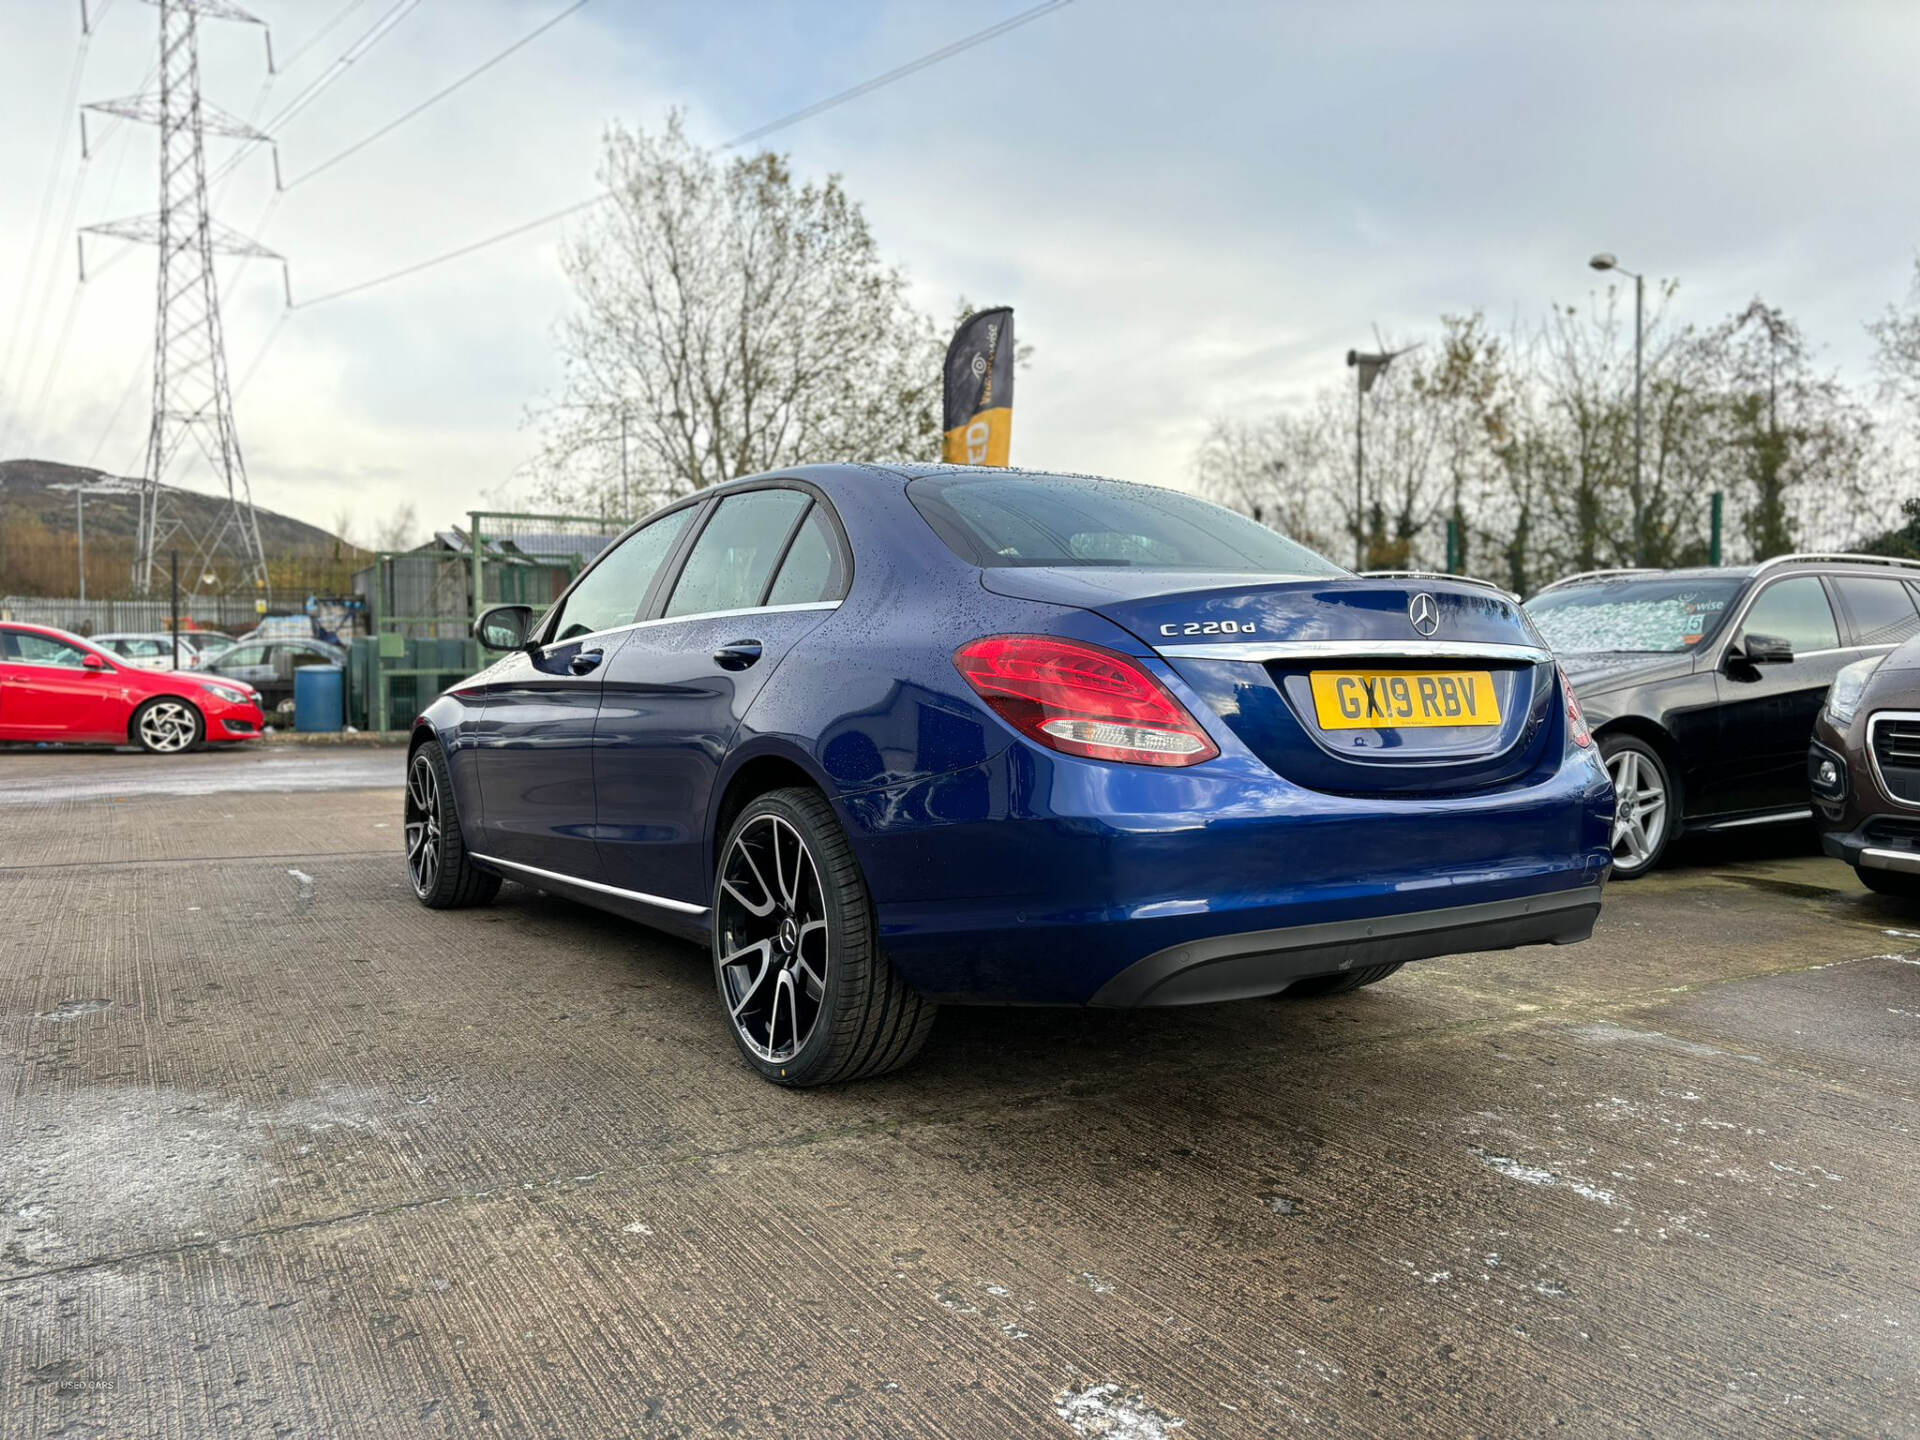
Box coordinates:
[712,639,763,671]
[569,648,604,675]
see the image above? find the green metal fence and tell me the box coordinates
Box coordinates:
[356,511,630,732]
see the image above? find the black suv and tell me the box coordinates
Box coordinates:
[1525,554,1920,877]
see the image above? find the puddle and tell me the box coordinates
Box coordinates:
[1054,1383,1186,1439]
[37,999,112,1022]
[1717,874,1847,902]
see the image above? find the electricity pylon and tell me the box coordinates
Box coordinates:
[80,0,283,596]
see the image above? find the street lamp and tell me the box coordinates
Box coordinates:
[1345,343,1415,570]
[1589,252,1644,541]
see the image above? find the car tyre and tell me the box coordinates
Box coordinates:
[131,697,203,754]
[1599,733,1675,879]
[406,741,500,909]
[1857,866,1920,901]
[1279,962,1404,999]
[713,787,935,1087]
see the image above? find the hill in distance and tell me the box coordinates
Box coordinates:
[0,458,351,556]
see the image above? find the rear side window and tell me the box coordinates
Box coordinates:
[665,489,811,617]
[1834,576,1920,647]
[909,473,1343,576]
[766,506,849,606]
[551,506,694,642]
[1740,576,1838,654]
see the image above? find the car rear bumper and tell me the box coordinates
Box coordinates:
[839,742,1615,1005]
[1090,888,1601,1007]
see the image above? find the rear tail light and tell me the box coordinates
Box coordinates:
[1560,666,1592,749]
[954,635,1220,768]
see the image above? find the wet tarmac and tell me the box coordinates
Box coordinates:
[1,746,1915,1437]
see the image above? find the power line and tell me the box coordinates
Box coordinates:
[296,194,607,308]
[209,0,422,186]
[285,0,589,191]
[23,278,90,450]
[0,29,93,440]
[257,0,420,134]
[278,0,373,73]
[86,355,148,470]
[719,0,1073,151]
[291,0,1076,311]
[235,311,290,398]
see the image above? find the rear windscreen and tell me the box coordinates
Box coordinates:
[909,473,1345,575]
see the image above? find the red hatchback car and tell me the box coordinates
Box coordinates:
[0,622,265,753]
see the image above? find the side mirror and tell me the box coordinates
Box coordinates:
[474,604,537,652]
[82,653,108,671]
[1740,632,1795,666]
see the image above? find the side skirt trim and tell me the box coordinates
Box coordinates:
[1689,807,1814,833]
[470,853,709,917]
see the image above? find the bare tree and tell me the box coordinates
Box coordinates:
[1869,255,1920,434]
[1709,299,1875,558]
[1193,410,1337,552]
[533,113,942,514]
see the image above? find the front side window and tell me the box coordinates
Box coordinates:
[214,644,269,669]
[908,473,1344,576]
[550,506,695,642]
[1740,575,1838,654]
[7,631,91,668]
[1527,577,1745,654]
[665,489,812,618]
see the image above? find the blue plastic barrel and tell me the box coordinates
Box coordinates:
[294,665,345,733]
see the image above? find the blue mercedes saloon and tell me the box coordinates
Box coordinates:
[407,464,1614,1085]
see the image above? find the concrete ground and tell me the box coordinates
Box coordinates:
[1,745,1915,1439]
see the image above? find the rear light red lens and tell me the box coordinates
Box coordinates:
[1560,666,1592,748]
[954,634,1220,768]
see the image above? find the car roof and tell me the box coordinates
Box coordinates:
[1534,553,1920,596]
[0,621,103,648]
[702,461,1132,495]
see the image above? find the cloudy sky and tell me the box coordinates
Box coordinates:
[3,0,1919,544]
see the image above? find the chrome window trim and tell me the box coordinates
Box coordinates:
[1867,709,1920,812]
[1155,639,1550,664]
[534,601,842,653]
[471,853,709,916]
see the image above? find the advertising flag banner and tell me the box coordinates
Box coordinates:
[942,307,1014,466]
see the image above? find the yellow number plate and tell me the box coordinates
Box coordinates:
[1309,670,1501,729]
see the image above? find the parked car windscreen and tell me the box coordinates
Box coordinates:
[909,473,1345,575]
[1527,576,1747,653]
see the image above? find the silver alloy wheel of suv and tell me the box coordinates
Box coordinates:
[1604,738,1670,876]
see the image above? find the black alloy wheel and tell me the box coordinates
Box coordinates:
[713,788,935,1086]
[405,741,499,908]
